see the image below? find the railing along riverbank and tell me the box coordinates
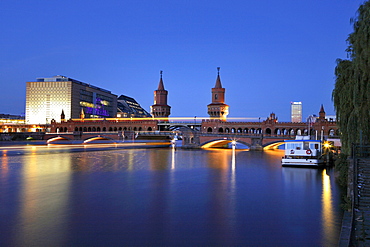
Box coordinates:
[340,144,370,246]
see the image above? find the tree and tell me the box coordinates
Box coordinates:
[333,1,370,154]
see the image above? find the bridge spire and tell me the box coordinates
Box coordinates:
[207,67,229,121]
[157,70,165,90]
[215,67,222,88]
[151,70,171,119]
[319,104,326,121]
[61,109,65,122]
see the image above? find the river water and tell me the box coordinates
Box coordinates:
[0,144,343,246]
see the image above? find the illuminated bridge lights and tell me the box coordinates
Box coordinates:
[201,139,249,149]
[83,136,115,144]
[47,136,70,144]
[263,142,285,150]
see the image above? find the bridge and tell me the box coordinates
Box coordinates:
[180,131,295,150]
[44,130,292,150]
[46,112,338,149]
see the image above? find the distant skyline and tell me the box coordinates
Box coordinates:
[0,0,365,121]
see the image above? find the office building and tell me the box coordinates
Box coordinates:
[26,75,117,124]
[291,101,302,123]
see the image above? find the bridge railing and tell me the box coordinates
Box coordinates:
[137,131,179,136]
[199,132,296,138]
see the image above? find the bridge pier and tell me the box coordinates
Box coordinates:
[182,130,201,149]
[249,137,263,151]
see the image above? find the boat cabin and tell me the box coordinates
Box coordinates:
[284,140,322,157]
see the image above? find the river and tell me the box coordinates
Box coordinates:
[0,143,343,246]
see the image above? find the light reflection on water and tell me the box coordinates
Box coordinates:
[0,146,343,246]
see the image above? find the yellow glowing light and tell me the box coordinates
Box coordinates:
[83,136,113,143]
[80,101,94,108]
[47,136,69,143]
[263,142,285,150]
[323,141,332,149]
[100,100,109,106]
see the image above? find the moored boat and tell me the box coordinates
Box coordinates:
[282,137,324,167]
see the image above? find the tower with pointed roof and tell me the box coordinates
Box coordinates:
[318,104,326,122]
[207,67,229,120]
[61,109,65,122]
[151,71,171,118]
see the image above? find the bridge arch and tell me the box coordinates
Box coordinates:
[47,136,72,144]
[263,140,286,150]
[83,136,116,144]
[167,124,193,131]
[200,139,252,149]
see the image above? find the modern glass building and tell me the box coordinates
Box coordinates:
[291,101,302,123]
[26,76,117,124]
[117,95,151,118]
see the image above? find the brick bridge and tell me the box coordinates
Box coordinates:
[45,112,338,149]
[181,113,338,149]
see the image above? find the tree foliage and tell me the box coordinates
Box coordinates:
[333,1,370,154]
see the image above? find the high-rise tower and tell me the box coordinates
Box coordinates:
[151,71,171,119]
[207,67,229,120]
[291,101,302,123]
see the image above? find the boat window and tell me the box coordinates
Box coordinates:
[286,143,302,150]
[309,143,320,150]
[304,142,309,150]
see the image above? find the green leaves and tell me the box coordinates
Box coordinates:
[333,1,370,154]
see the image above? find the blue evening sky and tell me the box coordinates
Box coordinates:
[0,0,365,121]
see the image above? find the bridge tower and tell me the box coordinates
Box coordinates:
[318,104,326,122]
[151,71,171,119]
[207,67,229,121]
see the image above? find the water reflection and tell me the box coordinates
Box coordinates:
[0,147,342,246]
[171,146,175,170]
[15,153,72,246]
[1,154,8,177]
[321,169,336,246]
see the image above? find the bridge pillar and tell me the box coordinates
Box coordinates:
[182,130,201,149]
[250,137,263,151]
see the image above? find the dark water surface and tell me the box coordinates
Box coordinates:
[0,145,343,246]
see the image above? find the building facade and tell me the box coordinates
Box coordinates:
[207,67,229,120]
[151,71,171,118]
[291,101,302,123]
[26,75,117,124]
